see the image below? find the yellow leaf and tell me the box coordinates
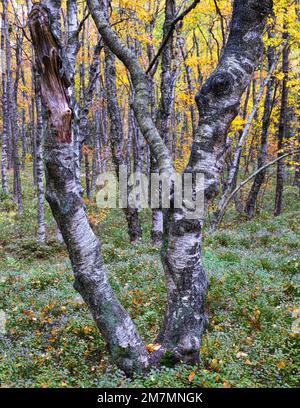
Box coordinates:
[223,382,232,388]
[25,153,32,164]
[83,326,93,335]
[236,351,248,359]
[146,343,161,353]
[277,361,286,370]
[210,358,218,368]
[254,309,261,319]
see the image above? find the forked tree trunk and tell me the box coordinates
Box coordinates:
[29,0,272,373]
[1,11,9,195]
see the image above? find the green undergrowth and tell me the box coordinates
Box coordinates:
[0,167,299,388]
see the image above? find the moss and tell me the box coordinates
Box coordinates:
[0,167,299,387]
[160,351,178,368]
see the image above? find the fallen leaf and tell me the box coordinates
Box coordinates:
[83,326,93,335]
[188,372,196,382]
[236,352,248,359]
[146,343,161,353]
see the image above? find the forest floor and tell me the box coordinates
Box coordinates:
[0,166,299,388]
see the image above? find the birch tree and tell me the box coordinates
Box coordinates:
[1,10,9,195]
[29,0,273,374]
[275,33,290,216]
[245,38,276,217]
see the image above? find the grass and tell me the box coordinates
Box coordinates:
[0,166,299,388]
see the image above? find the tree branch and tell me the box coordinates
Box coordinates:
[146,0,201,74]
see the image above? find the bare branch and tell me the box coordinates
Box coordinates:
[146,0,201,74]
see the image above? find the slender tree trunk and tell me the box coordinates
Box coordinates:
[151,0,176,246]
[158,0,272,361]
[274,35,289,216]
[78,38,102,200]
[21,68,29,170]
[245,41,276,217]
[103,7,142,243]
[179,35,197,137]
[29,4,149,375]
[84,149,91,200]
[30,63,37,185]
[294,155,300,188]
[64,0,82,195]
[13,33,24,211]
[91,78,103,192]
[293,130,300,188]
[35,77,46,243]
[1,11,9,195]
